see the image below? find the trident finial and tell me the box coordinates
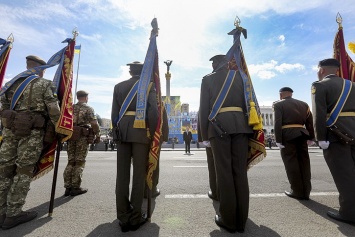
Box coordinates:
[234,16,241,28]
[72,27,79,40]
[336,12,342,28]
[7,33,14,44]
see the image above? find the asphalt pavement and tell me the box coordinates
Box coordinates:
[1,147,354,237]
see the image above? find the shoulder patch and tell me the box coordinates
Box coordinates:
[311,86,316,94]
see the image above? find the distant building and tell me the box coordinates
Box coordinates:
[260,106,274,135]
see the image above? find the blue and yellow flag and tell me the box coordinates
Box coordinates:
[74,45,81,54]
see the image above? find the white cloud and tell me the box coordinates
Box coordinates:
[249,60,305,80]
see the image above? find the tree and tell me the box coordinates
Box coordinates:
[96,113,103,126]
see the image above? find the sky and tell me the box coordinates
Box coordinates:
[1,0,355,119]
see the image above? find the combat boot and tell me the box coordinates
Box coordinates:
[64,188,72,196]
[70,187,88,196]
[2,211,38,230]
[0,214,5,228]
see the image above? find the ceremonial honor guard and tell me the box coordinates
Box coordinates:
[0,55,62,229]
[111,61,158,232]
[312,58,355,225]
[273,87,315,200]
[199,54,253,233]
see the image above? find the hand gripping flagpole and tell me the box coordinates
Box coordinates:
[48,28,78,217]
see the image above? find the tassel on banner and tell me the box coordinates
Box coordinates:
[248,101,259,126]
[253,115,263,130]
[349,42,355,54]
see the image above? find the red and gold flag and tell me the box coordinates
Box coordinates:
[333,22,355,81]
[0,37,13,89]
[33,39,75,180]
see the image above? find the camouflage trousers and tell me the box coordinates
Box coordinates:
[64,137,89,188]
[0,128,43,217]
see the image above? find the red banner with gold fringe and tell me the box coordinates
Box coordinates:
[333,25,355,82]
[33,39,75,180]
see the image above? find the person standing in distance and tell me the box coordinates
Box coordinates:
[273,87,315,200]
[199,54,253,233]
[0,55,62,229]
[111,61,158,232]
[312,58,355,225]
[183,126,192,154]
[63,90,100,196]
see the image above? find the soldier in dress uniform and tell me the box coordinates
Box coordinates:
[199,54,253,233]
[63,90,100,196]
[0,55,62,229]
[273,87,315,200]
[198,55,226,202]
[312,58,355,225]
[111,61,158,232]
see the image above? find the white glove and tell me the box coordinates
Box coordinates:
[318,141,329,149]
[307,140,315,146]
[276,142,285,149]
[203,141,211,147]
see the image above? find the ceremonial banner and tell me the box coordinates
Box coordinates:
[137,18,163,189]
[225,22,266,170]
[0,37,12,89]
[33,38,75,180]
[333,20,355,82]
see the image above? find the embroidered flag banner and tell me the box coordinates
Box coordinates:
[138,18,163,189]
[333,15,355,82]
[0,37,13,89]
[225,20,266,170]
[33,38,75,180]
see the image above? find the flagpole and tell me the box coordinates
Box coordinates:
[74,45,81,104]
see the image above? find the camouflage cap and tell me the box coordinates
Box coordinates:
[26,55,46,65]
[76,90,89,97]
[127,61,143,70]
[318,58,340,68]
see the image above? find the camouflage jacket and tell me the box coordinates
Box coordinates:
[73,102,96,127]
[0,77,61,125]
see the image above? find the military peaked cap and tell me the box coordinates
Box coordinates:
[127,61,144,70]
[26,55,46,65]
[76,90,89,97]
[279,87,293,93]
[318,58,340,68]
[209,54,226,63]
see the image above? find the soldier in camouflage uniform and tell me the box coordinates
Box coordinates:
[63,90,100,196]
[0,55,61,229]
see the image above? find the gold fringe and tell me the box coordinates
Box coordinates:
[55,126,73,142]
[247,154,265,171]
[133,120,146,128]
[349,42,355,54]
[248,101,259,125]
[32,165,53,181]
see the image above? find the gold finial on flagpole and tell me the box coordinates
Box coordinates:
[7,33,14,43]
[234,16,241,28]
[72,27,79,40]
[336,12,342,29]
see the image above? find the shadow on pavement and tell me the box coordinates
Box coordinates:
[210,199,281,236]
[86,220,160,237]
[209,218,281,237]
[0,195,73,236]
[300,199,355,236]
